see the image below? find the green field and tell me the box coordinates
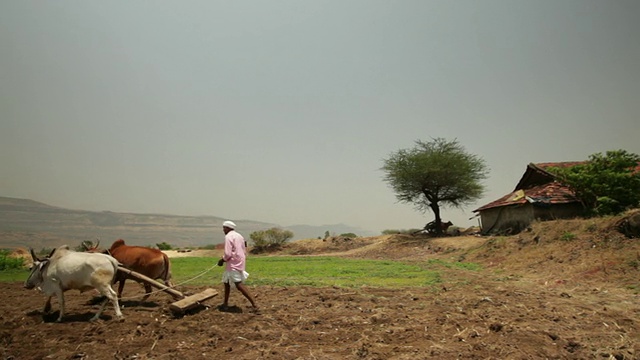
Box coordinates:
[1,256,480,288]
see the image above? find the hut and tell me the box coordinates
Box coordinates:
[473,162,585,235]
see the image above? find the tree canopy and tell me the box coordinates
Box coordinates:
[381,138,488,234]
[547,149,640,215]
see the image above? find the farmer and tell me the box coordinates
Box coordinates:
[217,220,258,312]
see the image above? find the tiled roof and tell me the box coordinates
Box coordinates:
[474,181,580,212]
[513,162,586,192]
[513,162,585,190]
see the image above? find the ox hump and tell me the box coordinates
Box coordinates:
[110,239,127,251]
[50,245,71,259]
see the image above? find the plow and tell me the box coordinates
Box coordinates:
[117,266,218,316]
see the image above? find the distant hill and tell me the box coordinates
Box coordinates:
[0,196,374,250]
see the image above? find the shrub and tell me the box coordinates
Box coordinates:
[560,232,576,241]
[156,242,173,250]
[0,250,25,271]
[250,228,294,253]
[74,240,99,252]
[340,233,358,238]
[547,149,640,215]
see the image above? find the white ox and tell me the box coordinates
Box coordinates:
[24,245,123,322]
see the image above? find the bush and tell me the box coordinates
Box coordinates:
[0,250,25,271]
[156,242,173,250]
[547,149,640,216]
[74,240,99,252]
[250,228,294,253]
[339,233,358,238]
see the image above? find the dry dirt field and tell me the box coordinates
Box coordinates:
[2,216,640,359]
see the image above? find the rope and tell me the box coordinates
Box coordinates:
[117,264,219,301]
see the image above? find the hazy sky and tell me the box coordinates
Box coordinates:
[1,1,639,234]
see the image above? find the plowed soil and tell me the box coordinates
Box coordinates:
[2,217,640,359]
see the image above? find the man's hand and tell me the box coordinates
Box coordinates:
[217,258,225,267]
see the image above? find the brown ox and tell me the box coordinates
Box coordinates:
[86,239,173,301]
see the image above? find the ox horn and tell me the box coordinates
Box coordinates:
[29,248,38,262]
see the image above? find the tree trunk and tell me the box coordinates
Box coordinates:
[431,203,442,236]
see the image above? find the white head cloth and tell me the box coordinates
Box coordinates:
[223,220,236,229]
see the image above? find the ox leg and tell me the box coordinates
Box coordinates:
[92,285,123,321]
[43,296,53,314]
[141,283,152,302]
[117,279,126,299]
[55,290,65,322]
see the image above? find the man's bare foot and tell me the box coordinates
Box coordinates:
[249,306,261,315]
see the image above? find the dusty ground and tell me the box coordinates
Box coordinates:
[2,216,640,359]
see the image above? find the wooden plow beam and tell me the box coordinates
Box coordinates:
[117,266,218,316]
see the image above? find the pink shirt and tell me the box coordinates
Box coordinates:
[223,230,246,271]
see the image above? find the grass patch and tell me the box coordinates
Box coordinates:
[1,256,481,289]
[248,257,441,287]
[0,269,29,283]
[170,256,479,288]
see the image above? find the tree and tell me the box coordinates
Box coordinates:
[381,138,488,235]
[547,150,640,215]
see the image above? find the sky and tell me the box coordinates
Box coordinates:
[1,1,639,234]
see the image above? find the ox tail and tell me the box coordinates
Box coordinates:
[107,256,121,285]
[161,252,173,286]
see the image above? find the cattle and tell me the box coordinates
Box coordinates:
[414,220,454,236]
[91,239,174,301]
[440,221,454,233]
[24,246,123,322]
